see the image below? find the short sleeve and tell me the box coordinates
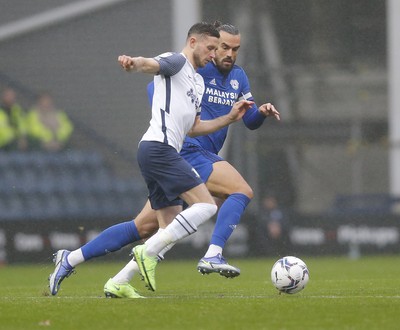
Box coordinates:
[154,53,186,76]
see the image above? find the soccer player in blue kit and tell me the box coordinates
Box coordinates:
[48,21,279,298]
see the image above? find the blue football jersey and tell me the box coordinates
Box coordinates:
[184,61,264,154]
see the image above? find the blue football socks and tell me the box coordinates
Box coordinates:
[81,220,140,260]
[210,193,251,248]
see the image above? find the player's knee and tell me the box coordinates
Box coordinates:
[246,187,254,200]
[201,202,218,218]
[194,202,218,217]
[238,184,254,200]
[223,180,254,200]
[191,202,218,227]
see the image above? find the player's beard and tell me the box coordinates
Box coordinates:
[215,56,234,74]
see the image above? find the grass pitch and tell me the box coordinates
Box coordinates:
[1,255,400,329]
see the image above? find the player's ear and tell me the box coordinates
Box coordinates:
[188,36,197,49]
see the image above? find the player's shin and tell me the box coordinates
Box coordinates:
[80,220,140,263]
[209,193,250,250]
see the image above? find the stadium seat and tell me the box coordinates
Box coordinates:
[0,150,144,222]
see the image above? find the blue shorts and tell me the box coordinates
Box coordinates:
[137,141,203,210]
[180,142,224,183]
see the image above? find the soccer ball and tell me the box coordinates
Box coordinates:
[270,256,309,294]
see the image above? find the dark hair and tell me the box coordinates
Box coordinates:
[213,20,240,35]
[187,22,220,39]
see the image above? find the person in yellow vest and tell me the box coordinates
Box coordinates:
[26,92,74,152]
[0,107,15,149]
[0,88,27,150]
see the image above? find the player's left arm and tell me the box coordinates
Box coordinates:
[242,99,280,130]
[240,72,280,129]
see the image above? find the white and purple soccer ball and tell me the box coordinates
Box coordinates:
[270,256,310,294]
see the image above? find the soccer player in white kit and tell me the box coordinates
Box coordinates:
[125,22,253,293]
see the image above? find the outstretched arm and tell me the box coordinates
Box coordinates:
[118,55,160,74]
[188,100,254,137]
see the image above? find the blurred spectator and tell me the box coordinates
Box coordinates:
[26,92,74,152]
[0,106,14,150]
[0,88,27,150]
[261,193,291,255]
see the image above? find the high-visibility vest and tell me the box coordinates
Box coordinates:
[0,103,26,137]
[0,109,15,148]
[26,109,74,144]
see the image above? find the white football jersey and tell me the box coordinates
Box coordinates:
[140,52,204,152]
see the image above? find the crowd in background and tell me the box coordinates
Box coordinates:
[0,87,74,152]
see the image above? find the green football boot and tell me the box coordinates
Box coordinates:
[132,245,158,291]
[104,278,144,298]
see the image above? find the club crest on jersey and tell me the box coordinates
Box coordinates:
[187,88,196,103]
[230,79,239,90]
[187,88,200,108]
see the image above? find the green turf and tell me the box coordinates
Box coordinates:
[1,256,400,329]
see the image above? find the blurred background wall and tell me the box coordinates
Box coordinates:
[0,0,398,262]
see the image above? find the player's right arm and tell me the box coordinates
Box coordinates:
[188,100,254,137]
[118,55,160,74]
[118,53,186,76]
